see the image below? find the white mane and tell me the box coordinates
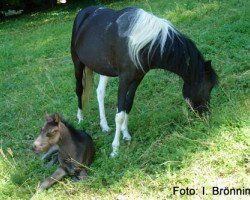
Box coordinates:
[127,9,176,71]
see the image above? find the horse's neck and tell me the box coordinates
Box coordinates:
[151,44,204,84]
[150,55,188,81]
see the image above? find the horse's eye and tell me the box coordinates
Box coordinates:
[46,131,53,137]
[46,130,57,137]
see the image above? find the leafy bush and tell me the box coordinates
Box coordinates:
[2,0,57,11]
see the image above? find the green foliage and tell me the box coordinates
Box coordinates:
[4,0,54,9]
[0,0,249,199]
[5,0,42,6]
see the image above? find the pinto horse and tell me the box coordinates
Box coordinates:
[71,6,218,157]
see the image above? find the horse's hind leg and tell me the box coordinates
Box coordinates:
[96,75,110,132]
[73,56,85,123]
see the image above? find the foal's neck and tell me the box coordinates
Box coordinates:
[57,122,75,151]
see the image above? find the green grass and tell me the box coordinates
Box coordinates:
[0,0,249,199]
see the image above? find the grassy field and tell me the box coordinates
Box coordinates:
[0,0,249,199]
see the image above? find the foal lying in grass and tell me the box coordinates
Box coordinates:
[32,113,95,190]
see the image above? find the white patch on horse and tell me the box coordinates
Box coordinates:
[96,75,110,132]
[111,111,125,157]
[121,113,131,141]
[125,9,177,71]
[93,7,104,17]
[77,108,83,123]
[116,12,132,37]
[105,22,113,31]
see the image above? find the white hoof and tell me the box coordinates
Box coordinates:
[122,130,131,142]
[110,151,118,158]
[100,122,110,132]
[102,125,111,132]
[123,135,131,142]
[123,137,131,144]
[77,117,83,124]
[77,108,83,123]
[110,146,119,158]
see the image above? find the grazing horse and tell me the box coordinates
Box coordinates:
[71,6,218,157]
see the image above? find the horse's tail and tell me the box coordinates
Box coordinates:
[82,67,93,111]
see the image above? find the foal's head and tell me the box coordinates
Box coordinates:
[32,113,61,153]
[182,60,218,114]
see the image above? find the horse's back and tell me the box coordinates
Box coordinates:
[74,6,99,31]
[72,6,137,75]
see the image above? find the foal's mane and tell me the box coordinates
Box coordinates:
[58,118,87,140]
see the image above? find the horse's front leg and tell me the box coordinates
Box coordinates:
[121,77,144,141]
[111,76,131,157]
[96,75,110,132]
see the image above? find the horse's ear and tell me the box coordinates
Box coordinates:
[54,113,61,123]
[204,60,213,75]
[205,60,212,72]
[204,60,218,85]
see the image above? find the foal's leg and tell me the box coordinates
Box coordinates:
[111,76,131,157]
[72,169,88,182]
[122,77,144,141]
[41,145,59,166]
[41,145,59,160]
[39,167,67,190]
[96,75,110,132]
[77,169,88,180]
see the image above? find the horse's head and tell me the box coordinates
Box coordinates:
[182,60,218,114]
[32,113,61,153]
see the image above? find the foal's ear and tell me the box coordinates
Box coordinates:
[44,112,50,121]
[54,113,61,123]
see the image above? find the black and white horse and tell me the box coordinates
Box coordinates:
[71,6,218,157]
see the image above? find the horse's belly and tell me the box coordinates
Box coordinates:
[77,48,118,77]
[89,63,118,77]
